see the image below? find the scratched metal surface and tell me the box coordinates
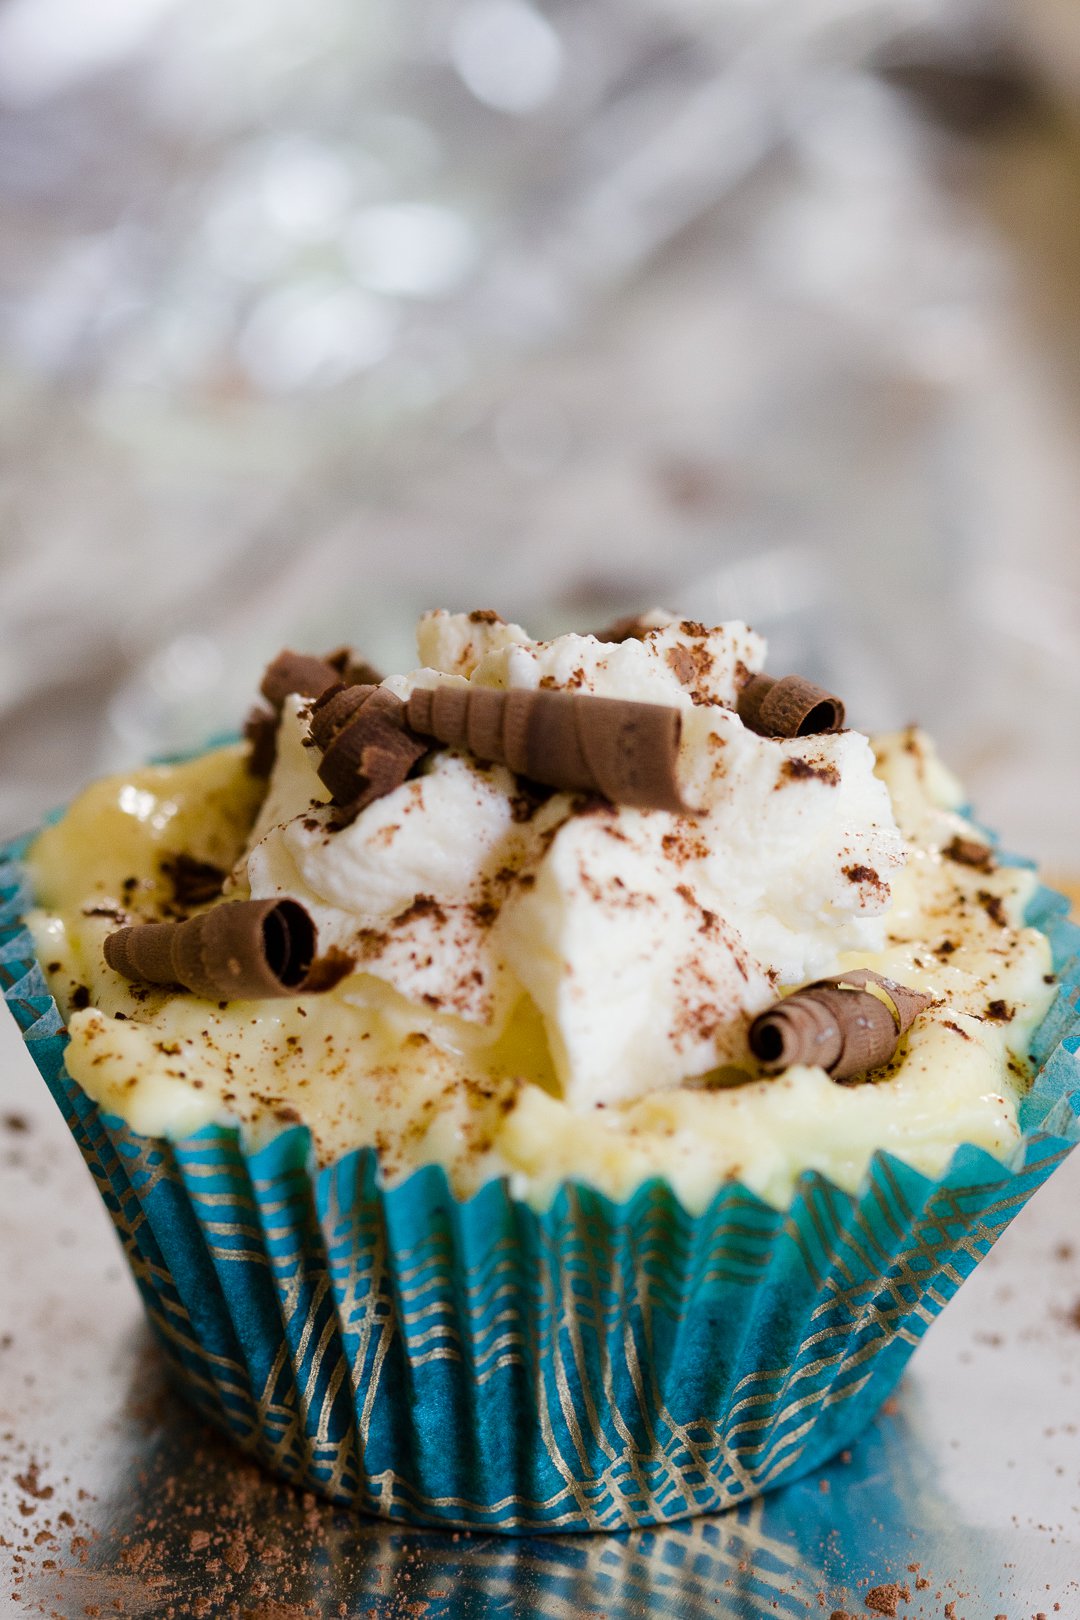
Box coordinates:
[2,1007,1080,1620]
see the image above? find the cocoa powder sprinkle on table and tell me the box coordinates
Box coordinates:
[865,1585,903,1616]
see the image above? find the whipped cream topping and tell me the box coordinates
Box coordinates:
[241,614,904,1106]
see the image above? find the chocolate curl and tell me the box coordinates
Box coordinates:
[246,648,340,779]
[406,686,690,813]
[324,646,385,688]
[737,674,845,738]
[243,707,279,778]
[590,613,657,645]
[260,650,342,711]
[749,969,933,1082]
[248,647,383,781]
[309,684,429,825]
[102,899,349,1001]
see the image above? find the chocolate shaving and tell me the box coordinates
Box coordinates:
[248,644,384,786]
[309,684,428,826]
[590,613,658,644]
[324,646,384,687]
[737,673,845,737]
[406,685,690,813]
[749,969,933,1082]
[243,707,279,778]
[259,650,341,711]
[160,853,227,910]
[103,899,341,1001]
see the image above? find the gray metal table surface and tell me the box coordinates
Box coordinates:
[2,1006,1079,1620]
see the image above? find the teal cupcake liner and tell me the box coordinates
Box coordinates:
[4,827,1080,1534]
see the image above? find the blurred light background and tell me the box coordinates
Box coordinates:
[0,0,1078,870]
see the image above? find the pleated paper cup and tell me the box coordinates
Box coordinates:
[4,829,1079,1534]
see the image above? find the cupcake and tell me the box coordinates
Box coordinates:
[4,610,1079,1533]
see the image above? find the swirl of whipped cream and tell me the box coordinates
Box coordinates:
[243,613,906,1107]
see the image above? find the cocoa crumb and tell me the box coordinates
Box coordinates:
[779,758,840,788]
[865,1585,903,1615]
[941,1019,973,1041]
[392,893,446,927]
[14,1462,53,1501]
[843,864,886,895]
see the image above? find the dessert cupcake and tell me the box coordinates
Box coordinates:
[4,610,1079,1532]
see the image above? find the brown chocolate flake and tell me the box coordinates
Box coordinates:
[590,613,657,644]
[665,645,696,685]
[467,608,504,625]
[985,999,1014,1022]
[244,707,279,777]
[738,672,845,737]
[749,970,932,1083]
[69,984,91,1011]
[406,685,690,813]
[976,889,1009,928]
[102,899,348,1002]
[942,835,995,872]
[665,640,715,694]
[160,852,227,910]
[779,757,840,788]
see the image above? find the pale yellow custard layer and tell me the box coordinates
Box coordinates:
[27,730,1053,1212]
